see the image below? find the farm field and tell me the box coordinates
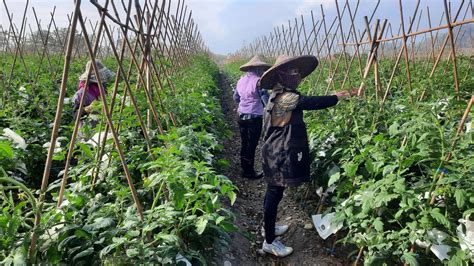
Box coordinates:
[1,0,473,265]
[223,55,473,264]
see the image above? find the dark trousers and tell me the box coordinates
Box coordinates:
[238,117,262,175]
[263,185,285,244]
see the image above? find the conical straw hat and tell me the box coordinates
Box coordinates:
[260,55,318,89]
[239,55,272,72]
[79,60,115,84]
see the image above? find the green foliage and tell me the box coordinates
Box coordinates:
[1,54,237,264]
[223,56,474,264]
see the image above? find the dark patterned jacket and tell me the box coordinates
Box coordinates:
[262,85,338,187]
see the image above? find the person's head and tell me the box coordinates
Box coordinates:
[259,55,318,90]
[277,67,301,90]
[79,60,115,86]
[239,55,271,75]
[249,66,268,77]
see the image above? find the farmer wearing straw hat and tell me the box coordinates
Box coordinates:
[72,60,115,125]
[259,55,357,257]
[233,55,271,179]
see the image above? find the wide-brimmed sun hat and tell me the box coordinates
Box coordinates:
[259,55,318,89]
[239,55,272,72]
[79,60,115,84]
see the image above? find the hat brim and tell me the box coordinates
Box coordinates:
[239,63,271,72]
[260,55,318,89]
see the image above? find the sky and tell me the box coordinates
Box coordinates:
[0,0,462,55]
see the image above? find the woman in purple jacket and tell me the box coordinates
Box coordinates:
[233,55,271,179]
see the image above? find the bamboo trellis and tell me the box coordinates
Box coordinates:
[233,0,473,99]
[0,0,207,260]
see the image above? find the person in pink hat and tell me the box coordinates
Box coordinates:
[72,60,115,126]
[233,55,271,179]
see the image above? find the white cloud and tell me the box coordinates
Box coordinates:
[295,0,335,17]
[186,0,234,38]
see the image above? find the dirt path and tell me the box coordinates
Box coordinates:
[216,72,343,266]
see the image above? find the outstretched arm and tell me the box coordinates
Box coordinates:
[296,88,359,110]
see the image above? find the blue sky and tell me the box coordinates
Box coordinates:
[1,0,459,55]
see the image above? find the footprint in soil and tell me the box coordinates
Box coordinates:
[215,73,343,266]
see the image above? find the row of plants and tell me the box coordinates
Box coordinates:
[1,54,237,264]
[223,56,473,264]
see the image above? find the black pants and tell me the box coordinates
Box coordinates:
[263,185,285,244]
[238,117,262,175]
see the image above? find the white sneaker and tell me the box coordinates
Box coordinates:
[261,224,289,237]
[262,239,293,257]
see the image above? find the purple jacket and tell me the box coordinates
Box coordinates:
[234,72,268,116]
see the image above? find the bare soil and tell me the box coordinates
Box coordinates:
[215,73,345,266]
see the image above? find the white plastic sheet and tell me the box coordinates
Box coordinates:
[312,212,343,240]
[457,218,474,256]
[2,128,27,150]
[430,244,451,261]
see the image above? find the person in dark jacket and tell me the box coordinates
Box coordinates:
[259,55,358,257]
[233,55,271,179]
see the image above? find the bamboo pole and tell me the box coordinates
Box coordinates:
[342,17,473,47]
[443,0,460,97]
[398,0,420,101]
[57,0,115,205]
[357,18,387,97]
[77,10,145,220]
[4,0,32,90]
[429,95,474,205]
[29,0,82,261]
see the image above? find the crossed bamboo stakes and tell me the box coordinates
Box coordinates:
[1,0,206,260]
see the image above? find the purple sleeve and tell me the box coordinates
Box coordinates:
[73,87,98,109]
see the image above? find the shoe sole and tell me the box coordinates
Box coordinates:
[262,248,293,258]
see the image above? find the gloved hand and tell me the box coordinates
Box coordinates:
[335,88,359,100]
[84,105,94,114]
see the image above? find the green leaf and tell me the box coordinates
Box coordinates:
[382,164,398,176]
[100,243,119,258]
[373,218,384,232]
[200,184,215,190]
[83,217,115,231]
[170,182,187,210]
[156,233,179,243]
[343,162,358,178]
[73,247,94,262]
[126,248,139,257]
[58,235,78,250]
[389,122,400,136]
[0,141,14,159]
[365,159,375,174]
[454,189,466,209]
[215,216,225,225]
[328,172,341,187]
[196,216,208,235]
[401,252,419,266]
[228,191,236,205]
[127,230,140,237]
[430,208,450,228]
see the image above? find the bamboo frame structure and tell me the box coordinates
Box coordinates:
[0,0,207,260]
[231,0,473,264]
